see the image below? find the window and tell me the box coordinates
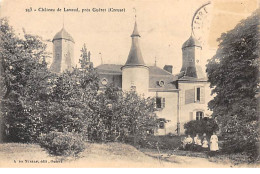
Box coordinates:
[196,87,201,101]
[196,111,204,120]
[156,97,165,109]
[159,121,165,129]
[130,81,136,91]
[157,118,166,129]
[158,80,165,87]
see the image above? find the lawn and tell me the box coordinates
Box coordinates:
[0,142,258,168]
[0,142,171,167]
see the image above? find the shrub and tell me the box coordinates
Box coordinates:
[126,135,182,150]
[184,117,219,137]
[39,131,85,156]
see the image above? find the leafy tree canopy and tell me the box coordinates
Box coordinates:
[206,9,259,160]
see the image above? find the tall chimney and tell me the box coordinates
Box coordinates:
[163,65,173,74]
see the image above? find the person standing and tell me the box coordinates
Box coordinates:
[210,132,219,152]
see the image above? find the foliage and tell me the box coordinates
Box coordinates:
[184,118,219,137]
[206,9,259,161]
[0,19,100,142]
[39,131,85,156]
[0,17,52,142]
[87,85,158,143]
[0,18,158,149]
[131,135,182,150]
[33,44,99,138]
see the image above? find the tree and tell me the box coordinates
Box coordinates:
[206,9,259,161]
[37,44,99,138]
[184,118,219,137]
[0,18,52,142]
[89,85,158,144]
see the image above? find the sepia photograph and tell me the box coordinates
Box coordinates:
[0,0,259,168]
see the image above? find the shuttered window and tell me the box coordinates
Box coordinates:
[156,97,162,108]
[200,86,205,104]
[185,89,195,104]
[162,98,165,108]
[194,86,205,104]
[155,97,165,109]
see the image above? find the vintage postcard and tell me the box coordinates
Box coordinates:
[0,0,259,168]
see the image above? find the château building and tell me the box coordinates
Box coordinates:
[50,20,212,135]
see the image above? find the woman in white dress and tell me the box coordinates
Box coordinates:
[194,134,202,151]
[210,132,219,152]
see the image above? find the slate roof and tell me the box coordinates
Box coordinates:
[131,21,141,37]
[179,65,206,80]
[52,27,75,43]
[178,75,208,82]
[124,21,146,66]
[182,34,201,49]
[96,64,122,74]
[96,64,178,90]
[177,68,208,82]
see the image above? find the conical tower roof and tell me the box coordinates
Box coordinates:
[52,27,74,43]
[124,20,146,66]
[131,21,141,37]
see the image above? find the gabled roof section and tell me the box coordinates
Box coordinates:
[149,66,178,90]
[149,66,174,76]
[52,27,75,43]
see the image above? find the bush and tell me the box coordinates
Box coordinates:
[126,135,182,150]
[39,131,85,156]
[184,117,219,137]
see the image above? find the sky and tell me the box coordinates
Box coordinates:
[0,0,258,74]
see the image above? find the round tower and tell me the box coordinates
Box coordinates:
[50,27,75,73]
[122,20,149,96]
[181,34,205,79]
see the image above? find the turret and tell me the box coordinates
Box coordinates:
[121,20,149,95]
[50,27,74,73]
[180,34,205,79]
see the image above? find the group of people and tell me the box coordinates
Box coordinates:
[181,132,219,153]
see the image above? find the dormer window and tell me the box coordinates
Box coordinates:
[158,80,165,87]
